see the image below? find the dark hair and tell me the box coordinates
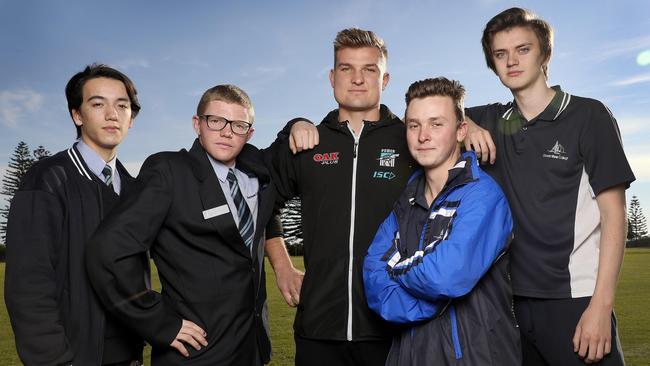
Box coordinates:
[405,77,465,123]
[65,63,141,138]
[481,7,554,79]
[333,27,388,68]
[196,84,255,123]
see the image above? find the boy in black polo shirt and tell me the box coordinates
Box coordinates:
[464,7,635,365]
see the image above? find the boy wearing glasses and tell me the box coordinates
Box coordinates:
[86,84,279,365]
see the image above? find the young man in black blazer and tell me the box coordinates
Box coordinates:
[86,85,279,365]
[5,64,145,365]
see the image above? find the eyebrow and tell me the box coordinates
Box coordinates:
[86,95,130,103]
[337,62,379,68]
[406,116,444,123]
[427,116,446,123]
[493,41,533,53]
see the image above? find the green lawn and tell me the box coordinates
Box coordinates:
[1,249,649,365]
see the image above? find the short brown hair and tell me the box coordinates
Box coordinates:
[196,84,255,123]
[481,7,554,79]
[65,63,141,138]
[333,28,388,67]
[405,77,465,123]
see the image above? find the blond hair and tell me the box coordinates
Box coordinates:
[196,84,255,122]
[333,28,388,67]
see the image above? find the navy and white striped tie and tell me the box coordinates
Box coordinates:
[227,169,254,248]
[102,164,113,189]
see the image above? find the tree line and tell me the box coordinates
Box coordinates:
[0,141,647,256]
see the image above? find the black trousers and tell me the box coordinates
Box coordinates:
[514,296,625,366]
[295,334,391,366]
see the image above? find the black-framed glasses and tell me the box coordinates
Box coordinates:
[199,115,252,135]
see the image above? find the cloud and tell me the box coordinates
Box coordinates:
[619,115,650,136]
[239,66,288,95]
[594,35,650,62]
[115,58,150,70]
[609,72,650,87]
[628,154,650,182]
[0,89,44,127]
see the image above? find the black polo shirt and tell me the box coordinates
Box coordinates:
[466,86,635,299]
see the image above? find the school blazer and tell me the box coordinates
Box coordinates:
[87,139,275,365]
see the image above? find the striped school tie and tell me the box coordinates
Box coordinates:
[227,169,254,248]
[102,164,114,190]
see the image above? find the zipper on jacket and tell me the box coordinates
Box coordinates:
[346,123,363,341]
[449,305,463,360]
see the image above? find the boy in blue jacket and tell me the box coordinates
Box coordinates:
[363,77,521,365]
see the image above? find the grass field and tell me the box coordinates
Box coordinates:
[1,249,649,365]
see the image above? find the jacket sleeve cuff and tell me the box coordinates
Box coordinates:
[277,117,313,139]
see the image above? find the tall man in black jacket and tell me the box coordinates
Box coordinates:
[86,84,278,365]
[4,64,145,365]
[266,28,416,366]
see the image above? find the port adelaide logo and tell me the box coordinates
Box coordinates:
[313,152,339,165]
[377,148,399,167]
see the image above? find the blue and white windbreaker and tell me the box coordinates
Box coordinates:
[363,151,521,365]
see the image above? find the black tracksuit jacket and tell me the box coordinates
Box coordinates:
[270,105,416,341]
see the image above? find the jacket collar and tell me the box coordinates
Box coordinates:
[402,151,479,209]
[188,138,270,186]
[321,104,401,131]
[67,143,133,183]
[187,138,268,259]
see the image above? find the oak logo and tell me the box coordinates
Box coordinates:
[313,152,340,165]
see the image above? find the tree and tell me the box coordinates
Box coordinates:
[628,195,648,241]
[281,197,303,256]
[1,141,51,243]
[33,145,51,161]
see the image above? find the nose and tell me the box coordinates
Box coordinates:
[220,123,233,138]
[507,52,519,67]
[105,105,118,121]
[418,126,431,143]
[351,69,364,85]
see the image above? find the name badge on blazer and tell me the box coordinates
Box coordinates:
[202,204,230,220]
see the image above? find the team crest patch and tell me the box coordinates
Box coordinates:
[313,152,340,165]
[377,148,399,167]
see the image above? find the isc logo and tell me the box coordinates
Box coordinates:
[373,171,395,180]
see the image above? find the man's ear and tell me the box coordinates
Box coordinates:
[245,127,255,143]
[192,115,201,136]
[329,69,335,88]
[457,120,468,142]
[72,109,83,127]
[382,72,390,91]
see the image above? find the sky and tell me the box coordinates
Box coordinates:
[1,0,649,214]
